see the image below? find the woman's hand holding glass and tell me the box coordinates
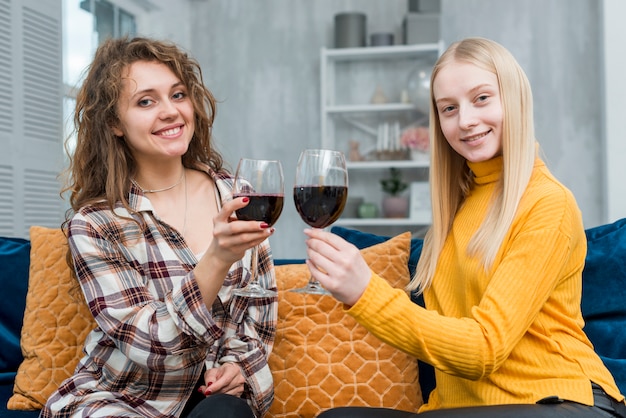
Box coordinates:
[208,197,275,269]
[232,158,284,298]
[303,227,372,306]
[292,149,348,294]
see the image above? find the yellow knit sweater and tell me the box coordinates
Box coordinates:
[348,156,624,412]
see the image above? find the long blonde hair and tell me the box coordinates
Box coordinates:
[408,37,537,294]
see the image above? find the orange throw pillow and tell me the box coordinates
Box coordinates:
[267,232,422,418]
[8,226,96,410]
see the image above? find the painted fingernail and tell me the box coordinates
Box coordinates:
[207,382,213,387]
[242,197,249,203]
[204,389,212,396]
[260,222,270,229]
[197,387,204,394]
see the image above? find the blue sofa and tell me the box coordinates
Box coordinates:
[1,220,625,417]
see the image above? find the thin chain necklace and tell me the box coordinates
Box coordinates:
[132,169,185,193]
[132,169,187,236]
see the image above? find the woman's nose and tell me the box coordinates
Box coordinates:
[159,99,179,118]
[458,105,478,130]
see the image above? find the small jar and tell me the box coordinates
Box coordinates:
[358,202,379,218]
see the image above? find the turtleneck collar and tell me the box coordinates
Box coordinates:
[467,156,503,185]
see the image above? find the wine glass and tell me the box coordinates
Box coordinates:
[232,158,284,298]
[292,149,348,294]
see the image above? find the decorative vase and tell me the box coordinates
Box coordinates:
[334,12,366,48]
[382,195,409,218]
[406,57,435,114]
[411,149,429,163]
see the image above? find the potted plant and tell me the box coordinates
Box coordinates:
[380,167,409,218]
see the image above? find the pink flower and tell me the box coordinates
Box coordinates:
[400,125,429,152]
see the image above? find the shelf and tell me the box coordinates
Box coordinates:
[325,103,417,114]
[322,43,442,61]
[335,218,428,227]
[346,160,429,169]
[321,42,439,232]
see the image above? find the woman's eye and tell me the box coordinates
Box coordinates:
[476,94,489,103]
[441,105,455,113]
[138,98,153,107]
[173,91,186,100]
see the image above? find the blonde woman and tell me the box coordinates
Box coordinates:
[306,38,625,418]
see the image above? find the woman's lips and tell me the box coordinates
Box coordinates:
[154,125,183,138]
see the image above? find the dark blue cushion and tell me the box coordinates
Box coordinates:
[581,218,626,394]
[0,237,30,384]
[273,258,305,266]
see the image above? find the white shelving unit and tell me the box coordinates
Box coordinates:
[320,43,442,231]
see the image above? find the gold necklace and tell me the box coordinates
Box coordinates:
[133,170,188,236]
[132,169,185,193]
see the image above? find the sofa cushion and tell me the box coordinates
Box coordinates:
[8,227,97,410]
[0,237,30,385]
[0,384,39,417]
[267,232,422,418]
[581,218,626,394]
[330,226,435,401]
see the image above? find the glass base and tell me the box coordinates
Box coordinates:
[233,283,277,298]
[289,282,330,295]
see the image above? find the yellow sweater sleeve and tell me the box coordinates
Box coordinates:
[348,227,577,374]
[347,158,624,409]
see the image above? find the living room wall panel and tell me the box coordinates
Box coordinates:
[181,0,603,258]
[439,0,603,230]
[0,0,64,238]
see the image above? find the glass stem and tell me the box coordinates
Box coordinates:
[304,227,330,294]
[249,245,259,287]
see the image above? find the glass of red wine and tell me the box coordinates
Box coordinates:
[232,158,284,298]
[292,149,348,294]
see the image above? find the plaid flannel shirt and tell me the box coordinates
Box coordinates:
[41,165,277,418]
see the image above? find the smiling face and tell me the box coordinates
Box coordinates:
[112,60,195,166]
[433,61,503,163]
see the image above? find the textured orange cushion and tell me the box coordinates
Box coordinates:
[8,226,96,410]
[267,232,422,418]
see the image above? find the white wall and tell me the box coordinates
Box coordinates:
[1,0,65,238]
[127,0,614,258]
[189,0,413,258]
[440,0,605,229]
[602,0,626,222]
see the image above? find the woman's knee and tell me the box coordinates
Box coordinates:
[185,394,254,418]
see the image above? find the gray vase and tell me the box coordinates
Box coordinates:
[334,12,366,48]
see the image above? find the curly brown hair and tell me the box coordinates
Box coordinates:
[63,36,222,221]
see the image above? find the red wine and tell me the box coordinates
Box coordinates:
[233,193,284,226]
[293,185,348,228]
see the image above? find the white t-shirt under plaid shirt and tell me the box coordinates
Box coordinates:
[42,165,277,418]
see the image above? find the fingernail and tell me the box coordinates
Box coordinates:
[204,389,212,396]
[207,382,213,387]
[260,222,269,229]
[242,197,249,203]
[197,387,204,394]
